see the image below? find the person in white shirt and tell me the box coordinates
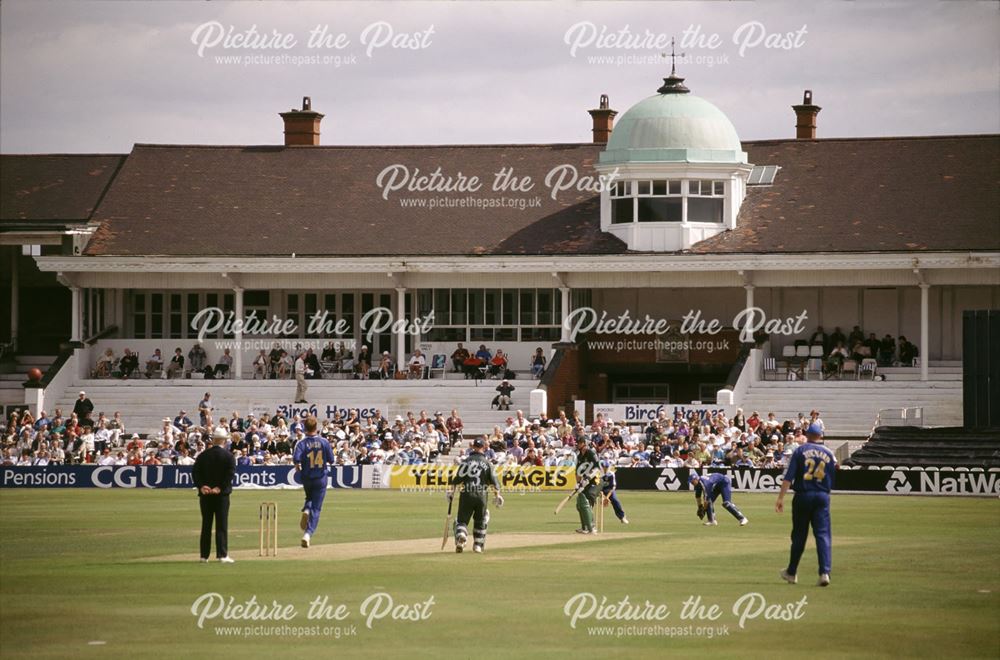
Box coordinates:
[144,349,163,379]
[407,350,426,379]
[97,448,116,466]
[175,449,195,466]
[294,352,308,403]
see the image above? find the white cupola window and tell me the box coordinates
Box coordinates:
[595,63,753,251]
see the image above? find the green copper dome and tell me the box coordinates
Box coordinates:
[600,78,747,165]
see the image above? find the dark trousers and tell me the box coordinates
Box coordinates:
[456,492,489,548]
[602,489,626,520]
[199,494,230,559]
[788,491,832,576]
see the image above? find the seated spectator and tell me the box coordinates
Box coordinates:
[495,380,515,411]
[848,325,864,347]
[829,326,846,349]
[475,345,492,363]
[268,342,283,379]
[173,409,193,431]
[450,343,470,373]
[530,347,547,378]
[95,349,115,378]
[878,334,896,367]
[166,348,185,378]
[378,351,393,379]
[188,343,207,373]
[213,348,233,378]
[899,336,918,366]
[520,447,542,467]
[825,341,849,377]
[321,342,338,362]
[119,349,139,379]
[488,349,508,378]
[276,350,292,379]
[144,349,163,379]
[849,339,868,361]
[808,326,827,350]
[108,411,125,446]
[864,333,881,358]
[408,350,426,379]
[304,349,321,379]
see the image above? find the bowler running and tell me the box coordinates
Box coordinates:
[293,416,335,548]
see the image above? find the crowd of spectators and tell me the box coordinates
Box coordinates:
[4,387,827,471]
[95,344,232,380]
[1,391,473,467]
[463,407,828,470]
[804,325,919,375]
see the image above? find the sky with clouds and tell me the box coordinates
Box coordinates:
[1,0,997,153]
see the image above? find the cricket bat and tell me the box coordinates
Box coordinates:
[554,480,587,515]
[441,490,455,550]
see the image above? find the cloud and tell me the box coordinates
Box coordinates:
[1,0,997,153]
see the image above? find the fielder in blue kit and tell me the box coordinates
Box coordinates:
[689,472,748,526]
[776,423,836,587]
[292,417,335,548]
[599,461,629,525]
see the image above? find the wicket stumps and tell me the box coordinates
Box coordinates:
[259,501,277,556]
[597,494,605,533]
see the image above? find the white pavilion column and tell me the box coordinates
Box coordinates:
[10,248,18,352]
[395,287,406,371]
[560,287,572,342]
[744,283,755,313]
[233,286,244,379]
[69,286,82,342]
[920,283,930,382]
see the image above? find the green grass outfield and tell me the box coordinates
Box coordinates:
[1,489,997,659]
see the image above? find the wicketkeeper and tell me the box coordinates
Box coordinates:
[447,437,502,553]
[690,472,748,527]
[575,437,602,534]
[600,460,629,525]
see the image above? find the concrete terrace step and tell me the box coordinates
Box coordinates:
[740,377,964,436]
[52,378,538,437]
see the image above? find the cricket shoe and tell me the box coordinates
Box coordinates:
[455,544,463,553]
[740,517,749,526]
[575,528,592,535]
[621,517,629,524]
[301,533,310,548]
[704,520,718,526]
[219,557,235,564]
[779,569,797,584]
[818,574,831,587]
[473,546,483,554]
[300,511,309,531]
[199,558,208,563]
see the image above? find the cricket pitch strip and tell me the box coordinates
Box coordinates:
[144,532,664,563]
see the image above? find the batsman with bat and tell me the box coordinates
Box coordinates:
[574,437,602,534]
[690,472,749,527]
[446,437,503,554]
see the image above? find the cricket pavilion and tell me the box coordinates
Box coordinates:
[1,68,998,438]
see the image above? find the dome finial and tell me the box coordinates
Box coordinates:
[657,37,690,94]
